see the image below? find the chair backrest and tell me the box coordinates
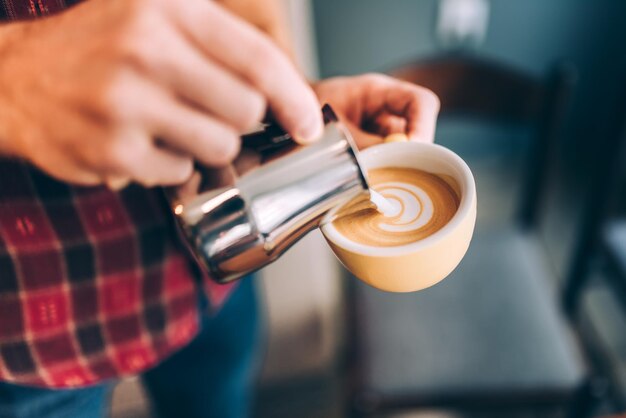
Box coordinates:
[560,77,626,409]
[389,53,576,230]
[563,76,626,316]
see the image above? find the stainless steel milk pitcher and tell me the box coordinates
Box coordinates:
[168,105,370,283]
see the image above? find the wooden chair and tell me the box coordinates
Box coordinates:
[562,76,626,412]
[347,53,601,417]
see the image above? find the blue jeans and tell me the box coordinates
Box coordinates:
[0,277,261,418]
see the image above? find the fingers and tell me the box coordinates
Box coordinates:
[145,97,241,167]
[317,74,440,144]
[347,74,439,143]
[105,71,241,168]
[82,69,236,186]
[143,24,267,132]
[167,0,323,143]
[105,176,131,190]
[133,145,194,186]
[382,81,440,143]
[344,120,384,150]
[15,0,331,189]
[31,130,175,189]
[88,127,194,187]
[371,113,407,137]
[384,133,409,143]
[172,170,203,201]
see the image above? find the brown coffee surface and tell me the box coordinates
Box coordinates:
[332,168,460,247]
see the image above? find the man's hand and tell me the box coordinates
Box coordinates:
[0,0,323,187]
[313,74,440,149]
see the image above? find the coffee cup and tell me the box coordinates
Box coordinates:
[321,141,476,292]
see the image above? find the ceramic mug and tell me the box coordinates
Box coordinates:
[321,141,477,292]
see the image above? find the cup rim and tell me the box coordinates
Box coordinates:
[321,141,476,257]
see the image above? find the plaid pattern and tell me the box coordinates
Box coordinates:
[0,1,236,388]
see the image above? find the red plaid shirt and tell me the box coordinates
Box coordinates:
[0,1,236,388]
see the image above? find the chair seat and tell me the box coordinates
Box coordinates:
[353,227,586,407]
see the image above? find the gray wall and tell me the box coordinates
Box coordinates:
[313,0,626,76]
[313,0,626,160]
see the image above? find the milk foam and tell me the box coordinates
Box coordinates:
[332,167,460,247]
[376,182,433,233]
[369,190,401,217]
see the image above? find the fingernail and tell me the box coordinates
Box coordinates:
[384,133,409,143]
[105,177,131,191]
[296,116,323,143]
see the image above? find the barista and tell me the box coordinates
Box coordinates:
[0,0,439,416]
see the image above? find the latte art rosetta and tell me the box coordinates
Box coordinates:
[332,168,460,247]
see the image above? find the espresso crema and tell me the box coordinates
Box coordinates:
[332,168,460,247]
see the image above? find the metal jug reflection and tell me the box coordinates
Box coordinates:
[167,105,370,283]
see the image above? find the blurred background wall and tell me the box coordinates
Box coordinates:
[313,0,626,175]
